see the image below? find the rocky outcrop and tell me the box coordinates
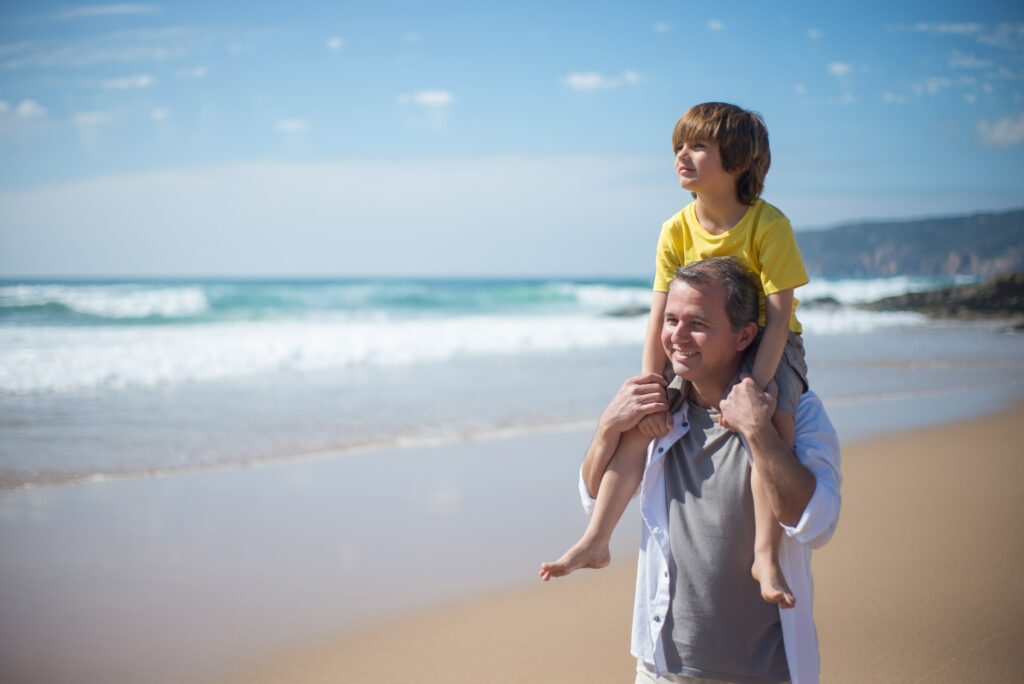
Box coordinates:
[857,272,1024,320]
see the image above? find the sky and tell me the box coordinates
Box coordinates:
[1,0,1022,278]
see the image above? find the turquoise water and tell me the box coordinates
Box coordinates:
[2,275,1017,489]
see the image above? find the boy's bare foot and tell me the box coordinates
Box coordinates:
[539,538,611,582]
[751,555,795,609]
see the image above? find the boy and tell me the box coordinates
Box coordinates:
[540,102,809,609]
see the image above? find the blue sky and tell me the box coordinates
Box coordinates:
[1,1,1022,277]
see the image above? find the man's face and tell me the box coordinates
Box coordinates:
[661,279,755,388]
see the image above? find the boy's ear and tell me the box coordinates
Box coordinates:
[736,322,758,351]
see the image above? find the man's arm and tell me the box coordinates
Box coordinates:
[719,377,816,526]
[580,373,669,500]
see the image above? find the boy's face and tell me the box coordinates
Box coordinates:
[674,139,736,197]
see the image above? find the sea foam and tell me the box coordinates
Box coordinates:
[1,284,210,319]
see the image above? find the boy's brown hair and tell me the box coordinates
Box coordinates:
[671,102,770,206]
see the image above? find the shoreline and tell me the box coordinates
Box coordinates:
[219,401,1024,684]
[3,373,1021,494]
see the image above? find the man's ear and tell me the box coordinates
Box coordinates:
[736,322,758,351]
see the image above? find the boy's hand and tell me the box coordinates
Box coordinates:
[638,410,672,437]
[598,373,669,435]
[719,376,778,436]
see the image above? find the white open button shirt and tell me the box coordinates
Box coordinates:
[578,391,842,684]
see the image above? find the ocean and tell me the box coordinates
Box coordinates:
[1,275,1021,490]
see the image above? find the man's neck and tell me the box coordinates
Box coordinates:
[694,193,748,235]
[687,358,744,410]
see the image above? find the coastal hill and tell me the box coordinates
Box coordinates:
[796,208,1024,277]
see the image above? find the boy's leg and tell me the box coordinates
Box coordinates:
[750,410,796,608]
[539,426,652,581]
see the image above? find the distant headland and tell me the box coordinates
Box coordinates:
[796,208,1023,278]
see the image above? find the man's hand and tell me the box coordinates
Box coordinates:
[719,376,777,438]
[598,373,670,436]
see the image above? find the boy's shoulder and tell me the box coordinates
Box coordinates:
[661,200,697,231]
[757,199,789,223]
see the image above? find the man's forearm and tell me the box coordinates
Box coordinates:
[746,422,816,526]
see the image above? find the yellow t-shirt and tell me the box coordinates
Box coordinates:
[653,199,808,332]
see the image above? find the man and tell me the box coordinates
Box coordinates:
[578,257,841,684]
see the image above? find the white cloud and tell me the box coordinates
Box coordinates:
[976,111,1024,148]
[276,118,310,134]
[404,33,421,43]
[325,36,344,51]
[707,20,725,32]
[653,21,670,33]
[911,76,976,96]
[73,111,112,126]
[837,93,856,106]
[563,71,641,91]
[15,99,47,119]
[827,62,853,77]
[949,50,991,69]
[964,93,978,104]
[883,92,906,105]
[0,100,9,115]
[0,42,32,57]
[807,28,822,40]
[175,66,208,79]
[397,90,455,107]
[976,22,1024,50]
[888,21,1022,50]
[53,4,158,20]
[793,83,807,95]
[150,107,169,122]
[2,27,213,70]
[910,22,983,35]
[102,74,155,90]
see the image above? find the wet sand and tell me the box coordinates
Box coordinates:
[224,402,1024,684]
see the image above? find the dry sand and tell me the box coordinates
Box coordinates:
[225,403,1024,684]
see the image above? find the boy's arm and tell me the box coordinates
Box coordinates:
[637,291,672,438]
[580,373,668,500]
[719,378,816,526]
[750,287,793,390]
[641,291,669,375]
[721,381,842,548]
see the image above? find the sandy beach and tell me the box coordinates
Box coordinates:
[221,401,1024,684]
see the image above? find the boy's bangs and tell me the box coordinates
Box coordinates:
[673,113,721,149]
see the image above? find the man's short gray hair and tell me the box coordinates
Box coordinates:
[673,257,760,330]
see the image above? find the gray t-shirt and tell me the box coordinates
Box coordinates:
[661,401,789,683]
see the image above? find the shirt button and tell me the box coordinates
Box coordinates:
[653,615,661,623]
[657,447,664,453]
[664,571,669,578]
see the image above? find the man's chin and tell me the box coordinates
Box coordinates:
[670,363,698,380]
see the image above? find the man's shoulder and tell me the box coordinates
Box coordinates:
[795,391,840,446]
[796,390,826,422]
